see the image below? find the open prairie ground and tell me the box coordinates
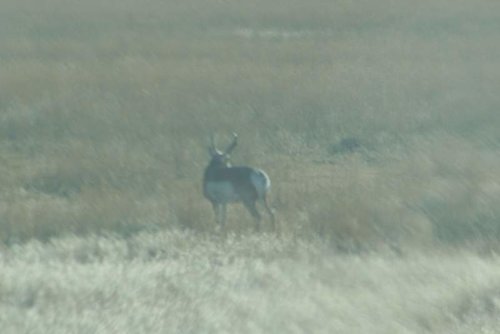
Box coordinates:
[1,0,500,332]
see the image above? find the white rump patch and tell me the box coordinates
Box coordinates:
[250,170,271,198]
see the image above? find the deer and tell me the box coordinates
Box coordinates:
[203,133,275,231]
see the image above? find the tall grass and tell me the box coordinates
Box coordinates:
[2,230,500,333]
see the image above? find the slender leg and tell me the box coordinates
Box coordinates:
[262,196,276,231]
[220,203,227,230]
[243,199,261,231]
[212,203,222,228]
[213,203,227,229]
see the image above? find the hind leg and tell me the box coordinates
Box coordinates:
[242,199,262,231]
[259,195,276,232]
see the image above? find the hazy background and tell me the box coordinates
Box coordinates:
[1,0,500,332]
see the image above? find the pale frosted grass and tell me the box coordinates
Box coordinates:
[2,230,500,333]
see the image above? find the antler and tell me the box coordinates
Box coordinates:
[208,134,217,156]
[224,132,238,155]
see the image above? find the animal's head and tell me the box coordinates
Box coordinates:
[208,133,238,168]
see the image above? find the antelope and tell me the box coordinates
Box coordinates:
[203,133,275,231]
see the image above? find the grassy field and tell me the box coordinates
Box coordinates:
[1,0,500,332]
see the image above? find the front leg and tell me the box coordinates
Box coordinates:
[212,203,227,230]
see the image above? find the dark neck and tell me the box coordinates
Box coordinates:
[204,159,230,182]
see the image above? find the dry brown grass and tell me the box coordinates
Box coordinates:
[0,0,499,248]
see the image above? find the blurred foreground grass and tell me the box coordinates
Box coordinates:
[3,230,500,333]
